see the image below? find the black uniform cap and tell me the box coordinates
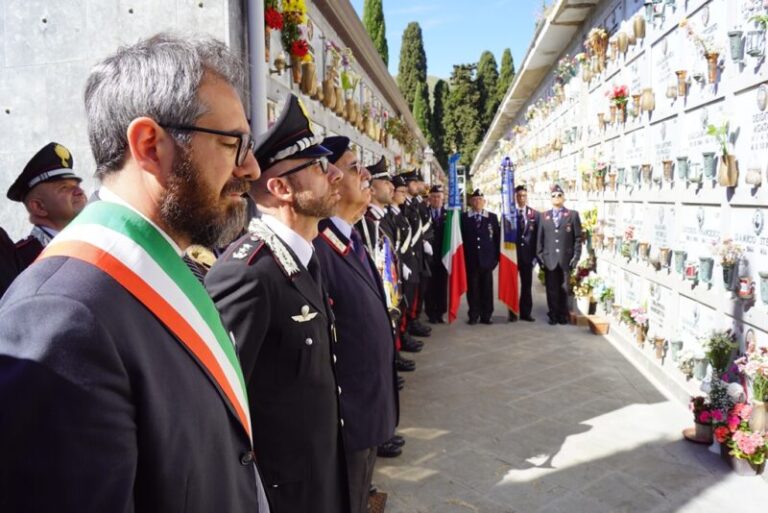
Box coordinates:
[321,136,350,165]
[254,94,332,171]
[551,183,564,194]
[7,142,80,202]
[429,185,444,194]
[392,175,408,188]
[401,170,418,183]
[514,184,527,192]
[368,156,390,180]
[469,189,484,198]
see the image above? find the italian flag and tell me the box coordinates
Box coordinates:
[441,207,467,323]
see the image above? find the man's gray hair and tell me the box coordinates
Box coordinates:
[84,33,246,178]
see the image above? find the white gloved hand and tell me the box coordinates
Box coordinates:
[402,264,412,280]
[423,241,433,256]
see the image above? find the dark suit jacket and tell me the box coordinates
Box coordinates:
[0,227,20,297]
[315,219,397,452]
[536,207,582,271]
[461,210,501,272]
[516,206,540,267]
[0,257,262,513]
[205,228,348,513]
[390,206,418,284]
[429,207,447,269]
[402,198,428,277]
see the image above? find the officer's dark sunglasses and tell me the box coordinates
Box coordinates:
[162,124,255,167]
[551,192,564,198]
[277,157,329,177]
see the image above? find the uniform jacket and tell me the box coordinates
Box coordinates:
[315,219,398,452]
[388,205,418,284]
[536,207,582,271]
[0,257,264,513]
[205,220,348,513]
[0,227,20,297]
[402,197,429,277]
[516,205,540,267]
[461,210,501,272]
[428,206,446,269]
[13,225,50,272]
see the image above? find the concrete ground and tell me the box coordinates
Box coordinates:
[374,284,768,513]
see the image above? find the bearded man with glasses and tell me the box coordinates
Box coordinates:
[205,95,350,513]
[536,184,582,325]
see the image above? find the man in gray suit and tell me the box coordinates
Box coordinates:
[536,184,582,325]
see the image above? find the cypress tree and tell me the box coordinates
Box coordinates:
[412,81,432,145]
[444,64,483,168]
[476,51,499,130]
[430,79,449,169]
[397,22,427,110]
[496,48,516,105]
[363,0,388,66]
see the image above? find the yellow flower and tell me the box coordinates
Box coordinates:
[678,17,688,28]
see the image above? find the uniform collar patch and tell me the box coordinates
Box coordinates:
[320,227,350,256]
[247,217,301,277]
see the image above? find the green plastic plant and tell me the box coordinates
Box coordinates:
[706,122,729,158]
[750,14,768,29]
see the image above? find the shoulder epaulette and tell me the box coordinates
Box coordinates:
[319,227,350,256]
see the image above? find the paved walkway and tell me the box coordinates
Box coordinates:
[375,285,768,513]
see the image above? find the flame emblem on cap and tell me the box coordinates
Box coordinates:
[54,144,71,168]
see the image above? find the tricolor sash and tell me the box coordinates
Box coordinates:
[39,201,252,441]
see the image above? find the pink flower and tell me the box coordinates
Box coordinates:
[698,411,712,423]
[727,415,740,432]
[733,431,764,456]
[714,426,731,443]
[711,409,724,423]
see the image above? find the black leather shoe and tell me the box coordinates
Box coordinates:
[377,440,402,458]
[521,316,536,322]
[481,318,493,325]
[390,435,406,447]
[395,354,416,372]
[411,319,432,333]
[558,317,569,325]
[508,312,518,322]
[428,316,445,324]
[547,317,557,325]
[467,318,478,325]
[397,375,405,390]
[401,334,424,353]
[408,322,431,337]
[369,484,378,496]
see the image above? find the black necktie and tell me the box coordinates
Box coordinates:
[307,252,322,287]
[350,228,374,280]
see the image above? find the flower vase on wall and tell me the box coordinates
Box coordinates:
[722,264,736,291]
[728,31,745,62]
[676,70,688,97]
[699,257,714,285]
[676,156,688,181]
[662,160,674,183]
[759,272,768,305]
[702,152,717,180]
[738,277,755,300]
[706,53,719,84]
[670,340,684,361]
[718,155,738,187]
[673,250,686,276]
[693,356,708,380]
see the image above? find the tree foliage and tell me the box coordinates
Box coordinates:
[476,51,499,131]
[443,64,483,168]
[496,48,516,106]
[363,0,388,66]
[397,22,427,110]
[430,79,449,169]
[412,81,432,145]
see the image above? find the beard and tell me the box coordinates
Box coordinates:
[159,146,249,248]
[287,175,339,219]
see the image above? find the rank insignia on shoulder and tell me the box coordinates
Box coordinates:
[320,227,349,256]
[247,218,301,276]
[291,304,319,323]
[233,243,253,260]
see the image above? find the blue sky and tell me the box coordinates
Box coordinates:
[349,0,544,79]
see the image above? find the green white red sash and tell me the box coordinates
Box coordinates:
[39,201,252,441]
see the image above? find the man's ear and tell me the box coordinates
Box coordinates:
[26,198,48,218]
[266,176,293,202]
[126,117,175,181]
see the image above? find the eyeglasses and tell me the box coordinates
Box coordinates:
[277,157,329,177]
[346,161,363,175]
[162,124,255,167]
[551,192,564,198]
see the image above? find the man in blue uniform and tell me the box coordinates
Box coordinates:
[0,34,268,513]
[509,184,540,322]
[425,185,447,323]
[536,184,582,325]
[205,95,348,513]
[314,137,398,513]
[461,189,500,324]
[6,142,86,270]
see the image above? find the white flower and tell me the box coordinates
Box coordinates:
[726,382,746,403]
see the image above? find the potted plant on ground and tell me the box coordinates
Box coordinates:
[711,238,743,291]
[702,329,738,377]
[683,396,715,444]
[707,122,738,187]
[721,403,767,476]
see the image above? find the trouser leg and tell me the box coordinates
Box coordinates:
[519,264,534,318]
[543,267,561,320]
[556,265,570,320]
[466,269,480,320]
[345,448,377,513]
[480,269,494,321]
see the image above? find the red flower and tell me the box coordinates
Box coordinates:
[264,7,283,30]
[714,425,730,443]
[290,39,309,58]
